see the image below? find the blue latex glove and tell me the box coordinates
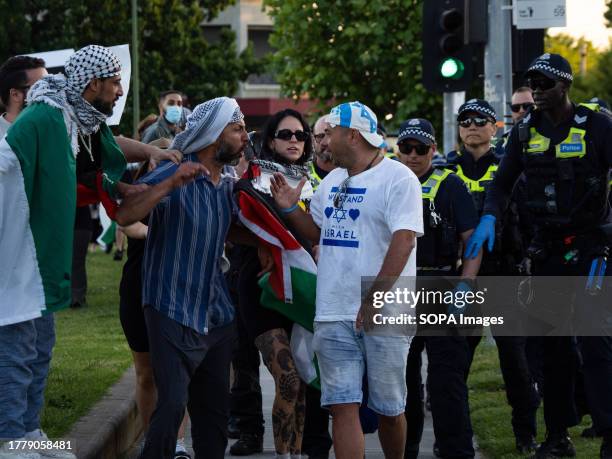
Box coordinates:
[447,280,473,317]
[464,214,496,259]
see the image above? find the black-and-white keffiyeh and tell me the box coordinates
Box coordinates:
[26,45,121,157]
[171,97,244,154]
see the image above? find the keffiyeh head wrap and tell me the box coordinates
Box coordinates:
[65,45,121,94]
[171,97,244,154]
[26,45,121,157]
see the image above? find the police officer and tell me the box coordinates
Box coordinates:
[397,118,482,459]
[302,115,334,459]
[469,53,612,458]
[310,115,336,190]
[449,100,541,454]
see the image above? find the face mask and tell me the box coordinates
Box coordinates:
[164,105,182,124]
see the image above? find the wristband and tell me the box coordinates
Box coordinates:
[280,204,298,214]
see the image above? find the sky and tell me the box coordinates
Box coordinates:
[548,0,611,49]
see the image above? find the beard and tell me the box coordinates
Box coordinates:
[215,140,243,166]
[92,97,114,116]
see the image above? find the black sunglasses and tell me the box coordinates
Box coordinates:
[458,117,491,128]
[275,129,309,142]
[398,143,430,156]
[508,102,534,113]
[333,176,351,209]
[527,78,557,91]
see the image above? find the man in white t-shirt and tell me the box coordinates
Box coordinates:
[270,101,423,459]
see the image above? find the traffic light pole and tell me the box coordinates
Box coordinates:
[443,91,465,155]
[484,0,513,136]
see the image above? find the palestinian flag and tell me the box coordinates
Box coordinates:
[235,179,319,387]
[0,102,125,326]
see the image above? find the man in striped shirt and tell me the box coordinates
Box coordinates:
[116,97,271,459]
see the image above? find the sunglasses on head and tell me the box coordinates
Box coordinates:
[508,102,534,113]
[275,129,309,142]
[527,77,557,91]
[398,142,430,156]
[458,117,491,128]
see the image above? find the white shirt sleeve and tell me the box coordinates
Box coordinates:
[384,172,424,236]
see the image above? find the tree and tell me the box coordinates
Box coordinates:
[0,0,257,134]
[263,0,443,130]
[544,33,604,104]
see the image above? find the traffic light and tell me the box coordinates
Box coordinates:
[422,0,477,92]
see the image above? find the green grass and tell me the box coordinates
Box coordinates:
[41,251,132,438]
[469,341,600,458]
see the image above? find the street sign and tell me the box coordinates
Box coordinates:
[513,0,566,29]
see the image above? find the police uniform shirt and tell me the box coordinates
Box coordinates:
[448,146,499,183]
[484,104,612,222]
[420,167,479,236]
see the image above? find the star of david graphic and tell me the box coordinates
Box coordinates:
[332,207,347,223]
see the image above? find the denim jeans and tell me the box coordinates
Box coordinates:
[0,314,55,440]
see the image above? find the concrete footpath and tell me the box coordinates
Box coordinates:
[73,359,482,458]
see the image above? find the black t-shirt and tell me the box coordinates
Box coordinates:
[119,218,148,304]
[314,162,330,180]
[484,104,612,222]
[419,168,479,235]
[76,131,103,189]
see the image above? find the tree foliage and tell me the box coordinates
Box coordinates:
[0,0,257,134]
[544,33,610,105]
[263,0,441,130]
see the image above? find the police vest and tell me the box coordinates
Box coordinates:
[520,104,610,232]
[417,168,460,269]
[308,162,323,191]
[454,162,498,214]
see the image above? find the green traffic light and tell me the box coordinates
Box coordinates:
[440,57,465,79]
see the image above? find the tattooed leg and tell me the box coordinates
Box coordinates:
[255,328,305,455]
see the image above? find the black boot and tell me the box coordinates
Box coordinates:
[532,432,576,458]
[516,435,537,454]
[229,433,264,456]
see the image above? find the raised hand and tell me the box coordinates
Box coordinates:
[270,172,306,210]
[171,162,209,188]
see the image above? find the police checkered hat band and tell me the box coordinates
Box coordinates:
[399,128,435,142]
[65,45,121,94]
[457,99,497,122]
[526,53,573,83]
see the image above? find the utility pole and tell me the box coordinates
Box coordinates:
[484,0,513,136]
[131,0,140,138]
[443,91,466,155]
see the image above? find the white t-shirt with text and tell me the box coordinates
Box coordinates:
[310,157,423,322]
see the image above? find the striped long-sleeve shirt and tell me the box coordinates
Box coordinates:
[138,155,236,334]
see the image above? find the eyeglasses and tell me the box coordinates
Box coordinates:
[275,129,309,142]
[398,143,430,156]
[333,176,351,208]
[508,102,535,113]
[527,78,556,91]
[458,117,491,128]
[313,133,325,143]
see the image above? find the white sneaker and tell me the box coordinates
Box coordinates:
[23,431,75,459]
[0,439,41,459]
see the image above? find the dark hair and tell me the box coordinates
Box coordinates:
[0,56,46,106]
[158,90,182,103]
[260,109,313,166]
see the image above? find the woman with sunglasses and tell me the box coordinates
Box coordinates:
[235,109,313,459]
